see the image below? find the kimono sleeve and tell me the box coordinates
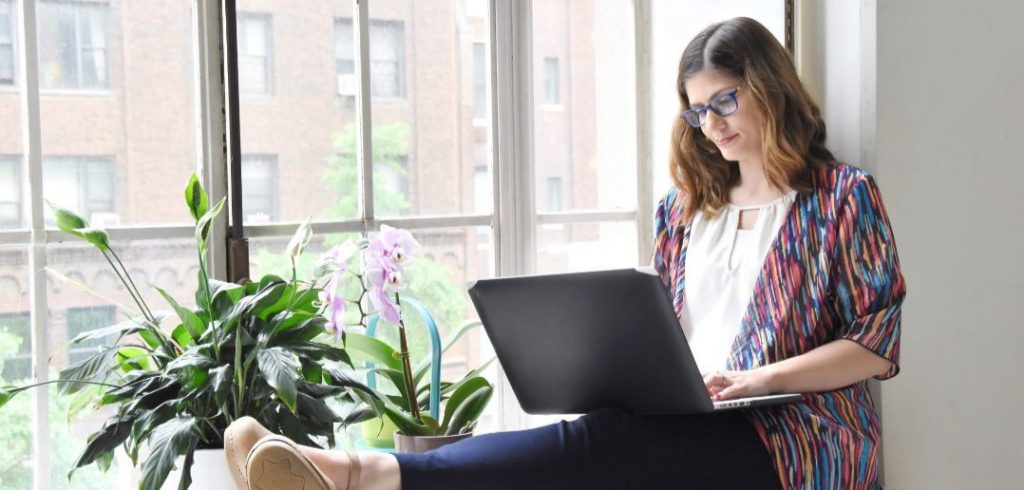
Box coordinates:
[831,174,906,380]
[651,188,680,289]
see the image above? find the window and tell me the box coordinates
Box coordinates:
[0,157,20,228]
[237,13,272,95]
[0,0,15,86]
[473,42,487,120]
[0,312,30,381]
[543,57,559,105]
[66,306,116,365]
[37,1,109,90]
[242,154,278,223]
[335,19,405,98]
[43,157,115,224]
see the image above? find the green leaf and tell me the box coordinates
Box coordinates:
[0,384,20,408]
[76,226,112,251]
[74,418,133,468]
[177,439,199,490]
[115,346,152,372]
[58,347,118,396]
[171,323,194,348]
[139,417,198,490]
[257,347,301,412]
[70,317,146,344]
[440,376,492,435]
[46,200,88,238]
[209,364,233,409]
[346,333,403,371]
[184,173,210,223]
[155,286,207,339]
[194,197,226,252]
[204,279,245,307]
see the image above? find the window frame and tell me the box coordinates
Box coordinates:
[1,1,794,484]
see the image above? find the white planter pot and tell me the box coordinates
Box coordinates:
[162,448,235,490]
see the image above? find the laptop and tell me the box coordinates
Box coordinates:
[467,267,802,415]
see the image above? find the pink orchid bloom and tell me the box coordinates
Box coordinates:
[365,256,407,293]
[367,225,420,267]
[321,273,348,342]
[369,287,402,324]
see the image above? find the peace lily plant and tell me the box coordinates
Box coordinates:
[317,227,494,440]
[0,174,378,490]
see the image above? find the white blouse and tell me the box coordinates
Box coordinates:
[679,190,798,374]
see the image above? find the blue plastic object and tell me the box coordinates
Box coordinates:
[365,296,442,420]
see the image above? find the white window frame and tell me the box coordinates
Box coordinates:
[1,1,665,484]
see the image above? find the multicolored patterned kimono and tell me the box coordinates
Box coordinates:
[652,163,906,489]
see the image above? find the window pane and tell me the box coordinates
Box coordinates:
[45,238,198,489]
[235,1,493,224]
[369,0,493,218]
[37,1,110,91]
[38,1,198,227]
[532,0,636,213]
[235,1,360,223]
[241,154,278,223]
[0,245,33,489]
[536,221,639,274]
[0,156,21,228]
[650,1,786,204]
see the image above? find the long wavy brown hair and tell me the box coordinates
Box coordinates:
[670,17,836,221]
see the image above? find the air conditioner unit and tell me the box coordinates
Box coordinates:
[337,74,356,96]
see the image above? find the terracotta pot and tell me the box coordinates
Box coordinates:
[393,432,473,453]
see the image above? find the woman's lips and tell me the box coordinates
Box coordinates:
[716,134,738,147]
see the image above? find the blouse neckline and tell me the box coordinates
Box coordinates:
[726,189,798,211]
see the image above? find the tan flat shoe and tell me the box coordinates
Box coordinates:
[224,417,272,489]
[246,435,361,490]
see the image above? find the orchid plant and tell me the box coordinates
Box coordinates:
[317,226,493,438]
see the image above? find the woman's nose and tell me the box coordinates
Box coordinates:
[704,110,726,130]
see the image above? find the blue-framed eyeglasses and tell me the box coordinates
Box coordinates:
[680,88,740,128]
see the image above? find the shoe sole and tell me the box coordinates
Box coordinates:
[247,437,335,490]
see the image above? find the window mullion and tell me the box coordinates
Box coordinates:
[17,0,51,487]
[354,0,373,231]
[634,0,654,265]
[195,0,228,280]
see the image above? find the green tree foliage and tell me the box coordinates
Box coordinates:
[0,328,113,490]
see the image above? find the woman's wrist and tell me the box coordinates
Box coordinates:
[758,363,786,394]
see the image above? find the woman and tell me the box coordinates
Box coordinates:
[226,16,904,490]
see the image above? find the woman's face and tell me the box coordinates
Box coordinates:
[684,69,762,166]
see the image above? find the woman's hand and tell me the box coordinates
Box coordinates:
[703,368,774,401]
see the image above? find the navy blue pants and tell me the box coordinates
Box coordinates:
[394,408,782,489]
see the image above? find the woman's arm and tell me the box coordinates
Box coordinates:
[704,339,892,400]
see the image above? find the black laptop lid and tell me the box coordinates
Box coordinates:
[468,268,715,415]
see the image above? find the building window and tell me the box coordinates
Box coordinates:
[473,42,487,120]
[43,157,115,224]
[37,1,109,90]
[0,156,20,228]
[0,312,31,381]
[335,19,405,98]
[547,176,562,212]
[543,57,560,105]
[242,155,278,224]
[66,306,116,365]
[0,0,15,87]
[237,13,272,96]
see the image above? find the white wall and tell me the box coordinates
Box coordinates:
[809,0,1024,488]
[874,0,1024,488]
